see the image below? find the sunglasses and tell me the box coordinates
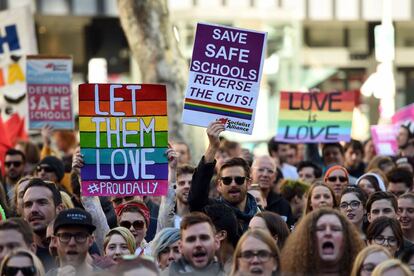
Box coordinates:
[4,266,36,276]
[36,166,55,173]
[4,161,22,168]
[120,220,145,230]
[220,176,247,185]
[327,176,348,182]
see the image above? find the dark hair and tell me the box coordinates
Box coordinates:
[341,186,368,207]
[366,217,403,249]
[399,192,414,202]
[255,211,290,249]
[219,157,250,178]
[387,168,413,190]
[5,148,26,163]
[322,143,344,156]
[297,161,322,178]
[366,191,398,214]
[177,164,195,177]
[400,246,414,264]
[204,203,239,248]
[0,218,34,246]
[344,139,364,155]
[267,137,287,156]
[280,179,309,202]
[180,212,215,234]
[23,178,62,207]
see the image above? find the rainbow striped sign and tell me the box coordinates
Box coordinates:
[79,84,168,197]
[182,23,266,134]
[276,91,354,143]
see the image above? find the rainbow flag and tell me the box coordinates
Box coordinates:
[78,84,168,196]
[184,98,253,120]
[276,91,355,143]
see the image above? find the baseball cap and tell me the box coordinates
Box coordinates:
[54,208,96,234]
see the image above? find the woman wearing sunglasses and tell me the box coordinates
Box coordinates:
[324,165,350,201]
[0,249,44,276]
[230,229,280,276]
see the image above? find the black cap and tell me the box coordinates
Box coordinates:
[54,208,96,234]
[38,156,65,182]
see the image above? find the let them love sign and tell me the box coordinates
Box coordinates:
[79,84,168,197]
[182,23,266,134]
[276,91,355,143]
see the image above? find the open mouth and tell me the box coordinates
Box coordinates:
[66,250,78,255]
[229,189,240,195]
[193,251,207,263]
[29,216,44,222]
[250,267,264,274]
[322,241,335,255]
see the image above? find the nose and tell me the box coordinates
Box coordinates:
[68,236,77,246]
[251,255,261,264]
[168,250,175,260]
[115,246,122,254]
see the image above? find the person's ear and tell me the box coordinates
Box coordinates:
[215,230,227,242]
[56,203,64,213]
[367,212,372,223]
[30,243,37,253]
[273,235,278,244]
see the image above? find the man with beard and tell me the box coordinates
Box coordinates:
[46,208,97,276]
[188,121,258,233]
[162,212,222,275]
[3,149,26,207]
[22,178,64,271]
[397,122,414,158]
[251,156,294,226]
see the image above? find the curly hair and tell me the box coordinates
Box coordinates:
[281,208,365,276]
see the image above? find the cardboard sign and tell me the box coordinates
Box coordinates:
[276,91,355,143]
[392,103,414,126]
[182,23,266,134]
[27,56,73,129]
[79,84,168,197]
[371,125,398,156]
[0,6,37,99]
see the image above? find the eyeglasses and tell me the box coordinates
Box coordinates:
[361,263,376,273]
[56,232,89,243]
[327,176,348,182]
[339,200,361,210]
[36,166,55,173]
[239,250,274,262]
[112,196,135,206]
[120,220,145,230]
[373,236,398,246]
[4,266,36,276]
[4,161,22,168]
[220,176,248,185]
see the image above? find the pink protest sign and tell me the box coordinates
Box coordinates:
[392,103,414,126]
[371,125,398,156]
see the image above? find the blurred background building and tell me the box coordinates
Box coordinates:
[2,0,413,147]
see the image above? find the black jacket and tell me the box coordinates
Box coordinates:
[266,191,294,228]
[188,156,258,233]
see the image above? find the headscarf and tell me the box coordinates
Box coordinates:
[356,173,386,192]
[115,201,150,227]
[324,165,350,183]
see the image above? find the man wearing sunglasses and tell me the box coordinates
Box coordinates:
[35,156,65,187]
[3,149,26,207]
[47,208,97,276]
[188,122,258,233]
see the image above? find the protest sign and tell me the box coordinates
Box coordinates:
[371,125,398,156]
[182,23,266,134]
[27,56,73,129]
[79,84,168,197]
[392,103,414,126]
[276,91,355,143]
[0,6,37,99]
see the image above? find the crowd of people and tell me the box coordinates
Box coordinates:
[1,120,414,275]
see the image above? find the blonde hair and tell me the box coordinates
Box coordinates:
[59,191,74,209]
[350,245,391,276]
[371,259,412,276]
[104,227,136,255]
[230,229,280,276]
[0,249,45,276]
[13,176,32,212]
